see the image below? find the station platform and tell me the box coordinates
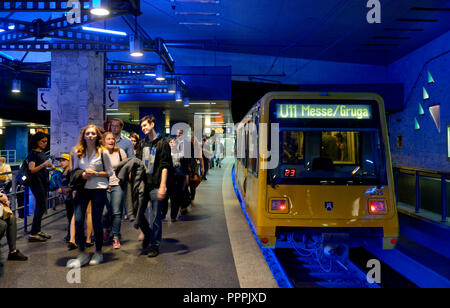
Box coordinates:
[0,159,277,288]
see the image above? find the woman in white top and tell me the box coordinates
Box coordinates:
[67,125,113,268]
[102,132,127,249]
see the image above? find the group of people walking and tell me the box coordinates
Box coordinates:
[0,115,223,268]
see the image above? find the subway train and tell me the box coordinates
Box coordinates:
[234,92,399,258]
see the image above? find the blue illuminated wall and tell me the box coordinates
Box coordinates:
[5,126,28,161]
[387,30,450,171]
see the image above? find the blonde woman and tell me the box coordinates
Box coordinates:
[67,125,113,268]
[102,132,127,249]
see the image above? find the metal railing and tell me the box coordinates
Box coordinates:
[0,150,17,164]
[393,166,449,223]
[0,170,63,233]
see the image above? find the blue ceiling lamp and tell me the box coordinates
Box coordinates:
[156,64,166,81]
[11,79,21,94]
[130,33,143,57]
[168,82,177,94]
[175,90,183,102]
[90,0,110,16]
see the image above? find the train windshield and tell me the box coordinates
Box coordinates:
[271,129,388,185]
[268,100,388,186]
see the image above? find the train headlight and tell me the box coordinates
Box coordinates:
[368,200,387,215]
[270,199,289,213]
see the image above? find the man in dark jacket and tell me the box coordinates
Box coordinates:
[138,115,173,257]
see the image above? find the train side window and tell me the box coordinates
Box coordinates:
[249,113,259,176]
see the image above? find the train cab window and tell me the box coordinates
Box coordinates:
[273,129,387,186]
[321,131,358,164]
[281,131,304,164]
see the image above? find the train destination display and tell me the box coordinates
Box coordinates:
[276,103,372,120]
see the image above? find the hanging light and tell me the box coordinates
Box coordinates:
[90,0,110,16]
[183,97,190,107]
[175,90,182,102]
[168,82,177,93]
[156,64,166,81]
[130,33,143,57]
[11,79,21,93]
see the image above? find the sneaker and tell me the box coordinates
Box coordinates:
[37,232,52,239]
[89,253,103,266]
[171,218,177,223]
[113,238,121,249]
[28,235,47,242]
[147,246,159,258]
[162,217,169,222]
[8,250,28,261]
[67,242,78,251]
[142,235,150,250]
[66,253,90,268]
[103,230,111,243]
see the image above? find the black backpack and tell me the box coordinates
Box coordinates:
[16,157,32,186]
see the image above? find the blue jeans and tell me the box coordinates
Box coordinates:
[103,185,124,239]
[148,188,163,248]
[74,189,107,252]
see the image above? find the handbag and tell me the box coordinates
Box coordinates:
[190,172,202,189]
[0,204,13,220]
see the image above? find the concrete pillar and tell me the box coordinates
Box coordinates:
[5,126,28,161]
[50,51,105,156]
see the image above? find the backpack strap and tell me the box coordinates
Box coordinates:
[101,151,106,172]
[118,149,123,162]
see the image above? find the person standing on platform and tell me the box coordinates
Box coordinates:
[163,138,188,222]
[130,132,141,157]
[28,132,54,242]
[138,115,173,258]
[67,125,113,268]
[215,139,224,168]
[110,118,134,221]
[55,154,77,250]
[102,132,127,249]
[110,118,135,158]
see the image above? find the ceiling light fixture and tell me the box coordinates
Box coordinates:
[90,0,110,16]
[82,26,127,36]
[130,33,144,57]
[176,91,183,102]
[156,64,166,81]
[168,82,177,93]
[11,79,21,93]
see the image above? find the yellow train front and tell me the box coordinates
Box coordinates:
[235,92,399,253]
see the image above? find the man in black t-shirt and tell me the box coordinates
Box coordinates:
[137,115,173,258]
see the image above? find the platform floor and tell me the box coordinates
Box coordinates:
[0,159,277,288]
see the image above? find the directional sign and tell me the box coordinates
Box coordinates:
[106,86,119,109]
[37,88,55,111]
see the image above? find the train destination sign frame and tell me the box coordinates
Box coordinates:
[276,103,372,120]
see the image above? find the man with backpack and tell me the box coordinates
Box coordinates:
[137,115,173,258]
